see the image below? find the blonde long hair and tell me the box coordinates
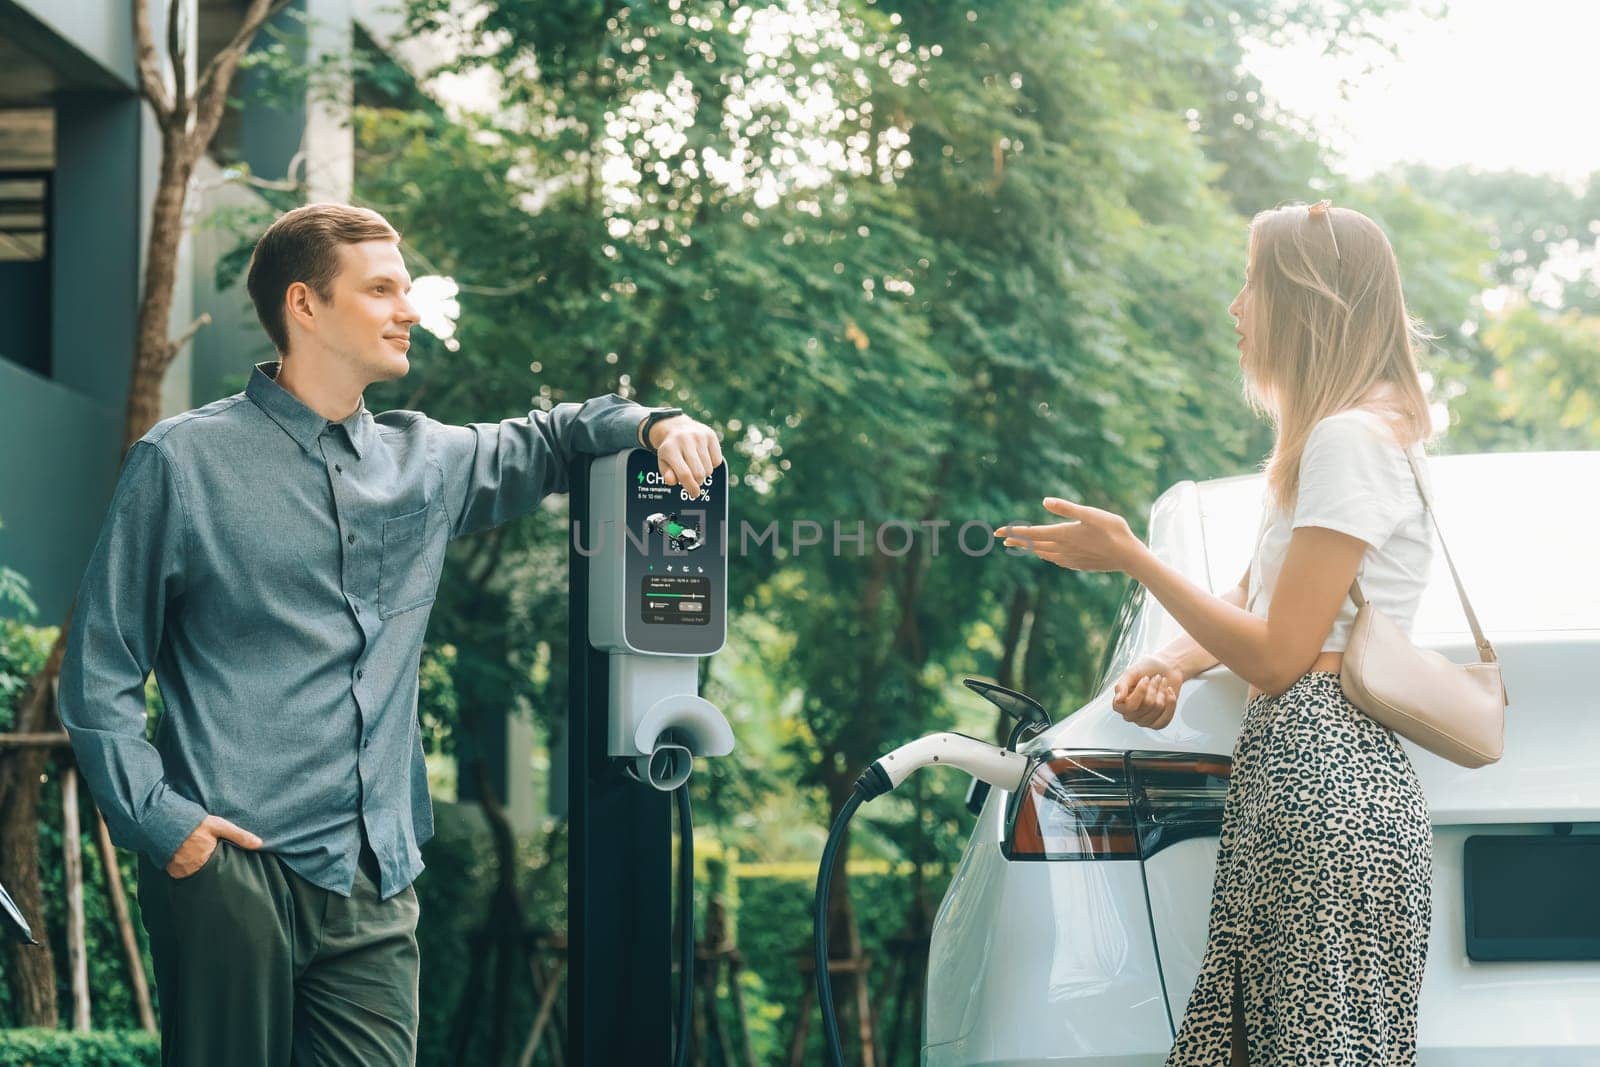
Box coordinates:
[1240,201,1435,514]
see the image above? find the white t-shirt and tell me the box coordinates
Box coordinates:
[1246,408,1435,652]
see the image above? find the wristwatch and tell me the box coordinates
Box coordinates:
[637,407,685,451]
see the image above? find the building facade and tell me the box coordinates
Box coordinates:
[0,0,354,622]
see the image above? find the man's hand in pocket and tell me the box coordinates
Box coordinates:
[166,815,263,878]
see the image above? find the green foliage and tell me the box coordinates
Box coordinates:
[0,614,156,1034]
[410,831,946,1067]
[1381,164,1600,449]
[1469,304,1600,449]
[417,642,461,761]
[736,865,950,1066]
[0,1030,158,1066]
[371,0,1278,844]
[0,516,40,625]
[0,572,36,625]
[201,202,286,294]
[0,619,54,734]
[1401,164,1600,303]
[27,782,155,1035]
[412,826,511,1067]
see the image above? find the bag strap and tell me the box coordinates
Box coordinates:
[1350,447,1498,665]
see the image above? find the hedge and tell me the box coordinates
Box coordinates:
[0,1029,158,1066]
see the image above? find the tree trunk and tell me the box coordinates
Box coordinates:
[470,760,524,1066]
[95,811,156,1032]
[0,628,69,1025]
[993,587,1032,745]
[125,133,196,447]
[61,766,90,1031]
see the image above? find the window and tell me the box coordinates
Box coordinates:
[0,168,50,377]
[0,172,47,261]
[0,106,53,378]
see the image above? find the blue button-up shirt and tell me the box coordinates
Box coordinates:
[59,361,647,898]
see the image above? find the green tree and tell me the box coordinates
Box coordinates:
[345,2,1457,1058]
[1461,302,1600,449]
[1387,163,1600,448]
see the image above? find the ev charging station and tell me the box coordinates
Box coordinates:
[567,448,732,1065]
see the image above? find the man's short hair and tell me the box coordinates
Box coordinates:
[246,203,401,354]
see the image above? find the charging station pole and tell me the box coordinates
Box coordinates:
[568,452,672,1064]
[568,449,732,1065]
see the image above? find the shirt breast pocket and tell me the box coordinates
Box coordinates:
[379,507,439,619]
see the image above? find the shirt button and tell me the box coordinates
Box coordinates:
[336,464,343,474]
[356,669,364,680]
[347,533,356,544]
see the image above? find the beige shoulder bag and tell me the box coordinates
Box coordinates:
[1339,448,1508,768]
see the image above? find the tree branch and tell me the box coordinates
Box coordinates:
[170,312,212,354]
[0,733,71,750]
[132,0,173,120]
[167,0,187,119]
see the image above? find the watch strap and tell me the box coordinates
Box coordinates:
[639,407,685,451]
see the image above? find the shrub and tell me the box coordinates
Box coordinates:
[735,865,950,1066]
[0,1029,159,1066]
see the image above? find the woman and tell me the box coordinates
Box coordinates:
[996,199,1436,1064]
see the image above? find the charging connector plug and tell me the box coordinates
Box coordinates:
[862,731,1031,798]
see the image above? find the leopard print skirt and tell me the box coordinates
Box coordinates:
[1165,671,1433,1065]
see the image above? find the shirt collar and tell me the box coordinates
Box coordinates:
[245,361,373,460]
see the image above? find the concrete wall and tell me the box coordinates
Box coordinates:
[51,92,143,412]
[4,0,137,91]
[0,360,124,623]
[1,84,144,625]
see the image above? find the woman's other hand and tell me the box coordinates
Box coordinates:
[994,497,1143,574]
[1111,653,1185,729]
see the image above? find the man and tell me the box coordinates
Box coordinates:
[57,203,723,1065]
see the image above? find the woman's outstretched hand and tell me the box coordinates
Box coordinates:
[1111,653,1185,729]
[994,497,1144,574]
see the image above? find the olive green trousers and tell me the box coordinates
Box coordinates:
[136,841,420,1066]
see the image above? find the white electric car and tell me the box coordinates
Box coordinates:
[925,450,1600,1065]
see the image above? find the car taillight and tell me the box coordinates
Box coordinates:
[1003,750,1232,861]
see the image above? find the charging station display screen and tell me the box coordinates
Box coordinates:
[617,448,727,654]
[641,575,711,625]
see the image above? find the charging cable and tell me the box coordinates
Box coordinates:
[812,733,1032,1066]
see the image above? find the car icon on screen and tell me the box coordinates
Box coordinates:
[646,512,703,552]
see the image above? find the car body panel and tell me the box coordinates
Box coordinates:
[924,797,1173,1062]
